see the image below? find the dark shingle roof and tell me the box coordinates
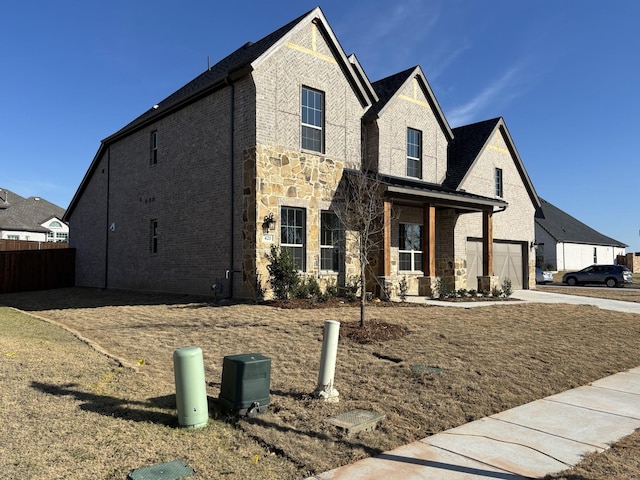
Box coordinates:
[107,8,316,142]
[0,193,65,233]
[0,188,26,210]
[535,198,627,247]
[366,67,417,119]
[445,117,502,189]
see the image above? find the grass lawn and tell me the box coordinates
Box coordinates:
[1,287,640,479]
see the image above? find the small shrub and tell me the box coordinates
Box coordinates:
[294,276,322,299]
[456,288,468,298]
[468,289,477,297]
[491,284,502,298]
[340,276,360,301]
[324,278,339,298]
[501,278,513,298]
[435,277,453,299]
[266,245,299,300]
[398,276,408,302]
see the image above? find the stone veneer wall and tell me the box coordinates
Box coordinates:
[242,145,361,299]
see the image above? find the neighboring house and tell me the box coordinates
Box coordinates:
[0,188,68,242]
[535,198,627,271]
[64,7,540,299]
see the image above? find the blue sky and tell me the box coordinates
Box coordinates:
[2,0,638,251]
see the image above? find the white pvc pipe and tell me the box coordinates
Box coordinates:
[315,320,340,400]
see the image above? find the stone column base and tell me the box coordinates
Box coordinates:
[418,276,439,297]
[477,276,499,294]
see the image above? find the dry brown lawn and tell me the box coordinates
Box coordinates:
[1,287,640,479]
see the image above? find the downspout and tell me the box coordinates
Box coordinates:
[228,79,236,298]
[104,145,111,289]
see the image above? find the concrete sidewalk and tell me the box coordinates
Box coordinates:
[308,367,640,479]
[405,289,640,315]
[307,291,640,479]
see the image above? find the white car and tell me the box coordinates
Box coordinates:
[535,267,553,284]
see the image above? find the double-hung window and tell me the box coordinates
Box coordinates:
[281,207,306,270]
[399,223,423,271]
[320,211,342,272]
[494,168,503,197]
[407,128,422,178]
[301,87,324,153]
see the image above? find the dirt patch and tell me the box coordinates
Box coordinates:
[340,319,410,344]
[2,287,640,479]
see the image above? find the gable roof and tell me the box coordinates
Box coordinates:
[66,7,376,221]
[535,198,627,247]
[445,117,540,209]
[0,194,66,233]
[106,6,374,144]
[366,66,453,141]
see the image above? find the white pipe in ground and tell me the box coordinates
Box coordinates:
[313,320,340,402]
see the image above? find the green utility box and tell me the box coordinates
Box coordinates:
[219,353,271,416]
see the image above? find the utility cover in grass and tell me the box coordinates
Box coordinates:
[326,409,385,434]
[127,460,194,480]
[411,365,443,374]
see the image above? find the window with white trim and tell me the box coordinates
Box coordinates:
[301,87,324,153]
[281,206,306,270]
[320,211,342,272]
[495,168,503,197]
[407,128,422,178]
[399,223,423,271]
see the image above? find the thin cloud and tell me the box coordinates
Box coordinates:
[335,0,441,78]
[447,61,531,127]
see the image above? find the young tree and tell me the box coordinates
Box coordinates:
[332,170,392,327]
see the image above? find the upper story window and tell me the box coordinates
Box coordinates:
[150,219,158,254]
[281,206,306,271]
[407,128,422,178]
[301,87,324,153]
[49,221,62,228]
[150,130,158,165]
[320,211,343,272]
[494,168,503,197]
[399,223,423,271]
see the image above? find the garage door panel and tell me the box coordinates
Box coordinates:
[466,240,524,290]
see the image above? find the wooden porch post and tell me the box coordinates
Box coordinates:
[383,198,391,276]
[423,203,436,276]
[482,209,493,276]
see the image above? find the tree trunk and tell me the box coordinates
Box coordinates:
[359,237,366,328]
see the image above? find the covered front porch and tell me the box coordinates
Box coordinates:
[373,175,509,299]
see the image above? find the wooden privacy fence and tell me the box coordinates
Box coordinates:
[0,248,75,294]
[0,239,69,251]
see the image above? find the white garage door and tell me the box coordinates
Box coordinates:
[466,240,524,290]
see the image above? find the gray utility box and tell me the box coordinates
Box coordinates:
[219,353,271,416]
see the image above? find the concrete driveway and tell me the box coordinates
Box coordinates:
[512,289,640,314]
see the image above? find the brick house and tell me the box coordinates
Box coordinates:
[64,7,540,299]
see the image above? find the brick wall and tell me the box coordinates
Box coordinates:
[366,74,448,183]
